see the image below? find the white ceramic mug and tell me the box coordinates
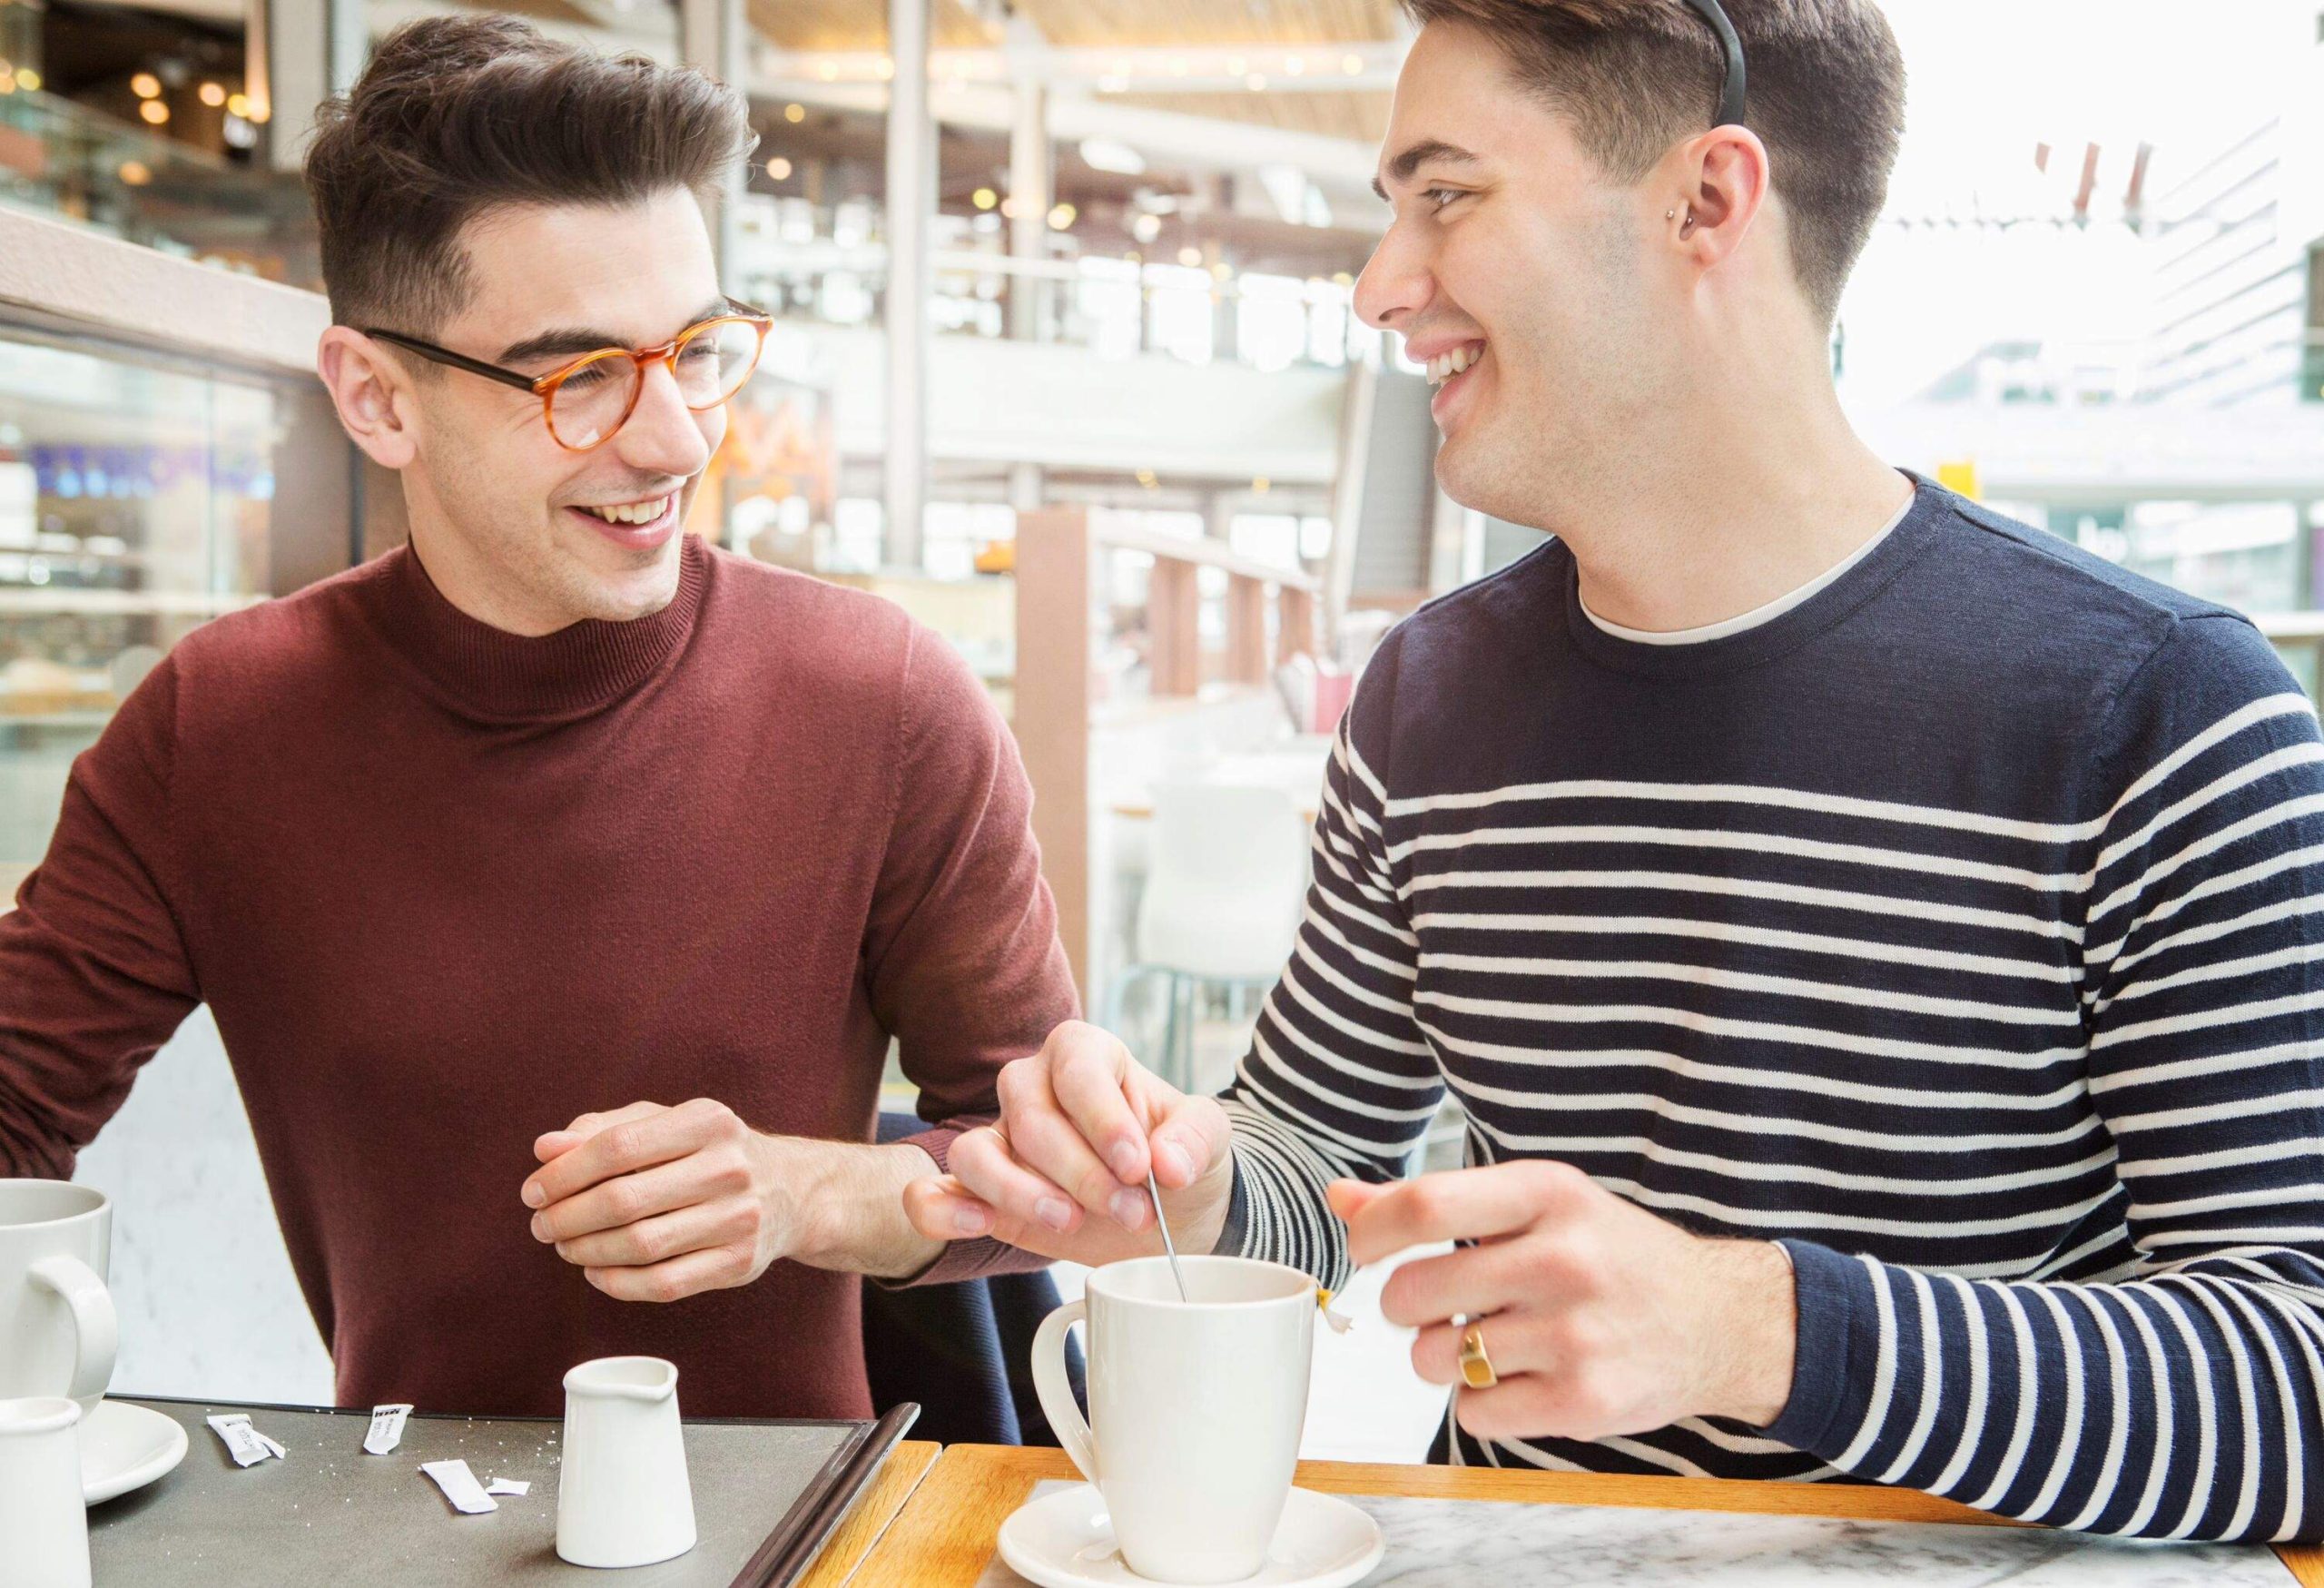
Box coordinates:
[0,1396,93,1588]
[1031,1255,1316,1584]
[0,1181,118,1417]
[556,1356,696,1569]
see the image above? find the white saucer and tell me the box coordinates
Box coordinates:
[82,1400,189,1504]
[998,1484,1385,1588]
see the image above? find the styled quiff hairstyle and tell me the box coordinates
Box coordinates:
[304,15,757,334]
[1399,0,1905,322]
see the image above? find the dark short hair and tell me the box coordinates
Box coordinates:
[1399,0,1905,323]
[304,15,757,333]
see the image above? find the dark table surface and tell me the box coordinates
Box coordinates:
[87,1397,871,1587]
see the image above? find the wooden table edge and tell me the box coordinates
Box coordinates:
[794,1437,940,1588]
[853,1444,2322,1586]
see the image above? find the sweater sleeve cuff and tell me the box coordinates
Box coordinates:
[1761,1238,1878,1456]
[875,1120,1055,1287]
[1207,1154,1252,1257]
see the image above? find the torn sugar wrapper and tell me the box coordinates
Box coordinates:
[205,1413,282,1468]
[363,1403,413,1455]
[1316,1287,1355,1335]
[485,1477,530,1497]
[420,1458,497,1514]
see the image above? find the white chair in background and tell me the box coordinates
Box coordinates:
[1103,782,1310,1091]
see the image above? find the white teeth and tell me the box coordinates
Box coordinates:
[579,496,670,527]
[1423,342,1485,386]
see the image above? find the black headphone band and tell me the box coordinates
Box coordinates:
[1679,0,1749,129]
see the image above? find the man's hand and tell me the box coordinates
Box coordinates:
[901,1021,1236,1267]
[521,1099,944,1301]
[1333,1162,1797,1440]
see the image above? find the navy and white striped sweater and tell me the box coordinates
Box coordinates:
[1216,477,2324,1541]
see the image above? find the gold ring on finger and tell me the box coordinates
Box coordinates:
[1458,1321,1499,1390]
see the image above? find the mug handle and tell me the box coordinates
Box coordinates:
[30,1255,117,1404]
[1030,1299,1097,1486]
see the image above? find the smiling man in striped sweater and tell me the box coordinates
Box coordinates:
[906,0,2324,1543]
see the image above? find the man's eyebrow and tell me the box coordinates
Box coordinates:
[1372,139,1481,202]
[497,298,731,365]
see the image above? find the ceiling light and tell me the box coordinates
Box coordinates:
[1285,57,1305,76]
[131,72,161,99]
[1226,55,1246,75]
[1252,476,1271,494]
[198,81,225,106]
[1136,469,1157,488]
[783,102,805,123]
[226,92,250,118]
[1078,137,1147,176]
[972,186,998,210]
[1000,195,1023,219]
[17,69,40,93]
[117,161,152,186]
[1177,246,1202,267]
[1210,261,1232,281]
[765,156,793,180]
[138,99,169,124]
[1331,271,1354,288]
[1245,74,1267,91]
[875,57,895,80]
[818,61,839,81]
[1047,202,1077,230]
[1131,212,1161,243]
[1343,54,1364,75]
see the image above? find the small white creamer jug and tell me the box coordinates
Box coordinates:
[555,1356,696,1570]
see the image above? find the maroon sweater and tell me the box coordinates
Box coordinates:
[0,534,1076,1416]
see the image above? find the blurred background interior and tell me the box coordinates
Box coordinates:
[1,0,2321,1455]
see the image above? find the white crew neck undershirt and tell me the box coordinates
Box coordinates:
[1579,493,1916,646]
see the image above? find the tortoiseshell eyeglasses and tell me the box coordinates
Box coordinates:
[360,301,773,452]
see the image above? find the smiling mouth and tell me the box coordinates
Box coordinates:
[1424,340,1487,387]
[574,494,676,526]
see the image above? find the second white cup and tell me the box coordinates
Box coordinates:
[1031,1254,1316,1584]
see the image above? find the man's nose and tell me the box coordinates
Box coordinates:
[1354,223,1433,331]
[612,359,713,479]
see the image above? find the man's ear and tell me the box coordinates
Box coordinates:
[1664,123,1771,272]
[316,327,419,471]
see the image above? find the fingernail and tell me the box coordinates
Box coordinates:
[529,1216,547,1241]
[1155,1139,1192,1182]
[521,1183,546,1208]
[1108,1140,1142,1180]
[953,1205,992,1236]
[1036,1197,1074,1232]
[1109,1189,1147,1228]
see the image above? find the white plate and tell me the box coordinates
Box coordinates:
[82,1400,189,1504]
[998,1484,1384,1588]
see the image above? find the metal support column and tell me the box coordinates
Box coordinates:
[1007,82,1050,343]
[678,0,749,295]
[255,0,366,175]
[883,0,932,571]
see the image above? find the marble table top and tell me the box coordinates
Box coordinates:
[978,1480,2294,1587]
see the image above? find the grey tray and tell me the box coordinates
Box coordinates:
[88,1396,916,1587]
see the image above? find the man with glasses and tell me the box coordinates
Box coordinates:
[0,16,1074,1418]
[911,0,2324,1541]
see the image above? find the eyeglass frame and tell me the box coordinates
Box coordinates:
[1679,0,1748,130]
[357,300,774,452]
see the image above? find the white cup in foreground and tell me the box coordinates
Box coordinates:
[0,1396,92,1588]
[0,1181,119,1417]
[556,1356,696,1570]
[1031,1255,1316,1584]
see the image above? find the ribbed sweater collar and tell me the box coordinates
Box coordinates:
[371,534,709,723]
